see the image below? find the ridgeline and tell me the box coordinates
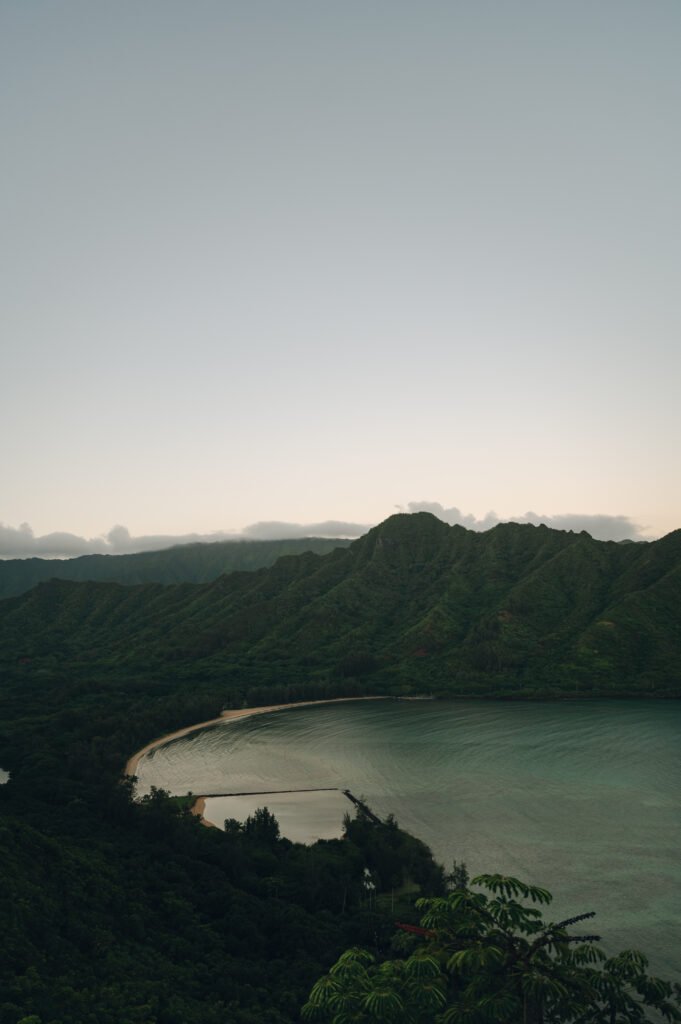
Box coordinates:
[1,512,680,700]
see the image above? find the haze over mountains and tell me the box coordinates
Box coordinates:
[2,513,679,699]
[0,537,352,600]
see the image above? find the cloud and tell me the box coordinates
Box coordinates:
[241,520,371,540]
[516,511,647,542]
[0,522,108,558]
[400,503,501,533]
[0,504,651,559]
[103,525,242,554]
[401,502,650,542]
[0,519,370,559]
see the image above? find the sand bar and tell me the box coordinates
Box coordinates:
[190,796,220,829]
[125,695,391,778]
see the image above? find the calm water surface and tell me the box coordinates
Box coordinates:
[136,699,681,981]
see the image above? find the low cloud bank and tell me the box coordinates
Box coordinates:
[401,502,650,543]
[0,519,371,559]
[0,504,652,559]
[241,520,371,540]
[0,523,109,559]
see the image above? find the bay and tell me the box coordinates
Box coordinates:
[136,698,681,982]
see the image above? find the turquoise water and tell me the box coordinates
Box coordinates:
[136,698,681,982]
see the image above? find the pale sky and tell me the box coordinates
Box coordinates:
[2,1,680,553]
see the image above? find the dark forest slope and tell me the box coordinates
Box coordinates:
[1,513,679,698]
[1,514,679,1023]
[0,536,353,598]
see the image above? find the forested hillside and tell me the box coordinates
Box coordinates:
[1,512,680,1021]
[0,536,352,599]
[0,668,442,1023]
[1,512,680,699]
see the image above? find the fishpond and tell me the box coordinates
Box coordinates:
[135,698,681,983]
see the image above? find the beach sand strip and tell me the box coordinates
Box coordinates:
[124,695,391,778]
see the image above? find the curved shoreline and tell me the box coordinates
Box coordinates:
[190,796,220,829]
[124,694,392,779]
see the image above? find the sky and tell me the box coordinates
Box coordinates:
[2,1,680,557]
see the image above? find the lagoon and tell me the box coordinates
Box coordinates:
[135,698,681,983]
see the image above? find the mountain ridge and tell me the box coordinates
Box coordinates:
[0,536,354,599]
[1,513,679,699]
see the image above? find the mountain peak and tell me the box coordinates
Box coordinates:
[350,512,453,567]
[369,511,452,537]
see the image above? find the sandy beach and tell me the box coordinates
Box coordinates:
[189,796,220,829]
[124,695,391,778]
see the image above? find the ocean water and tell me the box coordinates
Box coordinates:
[135,698,681,982]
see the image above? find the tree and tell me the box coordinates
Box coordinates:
[445,860,469,892]
[243,805,280,846]
[302,874,681,1024]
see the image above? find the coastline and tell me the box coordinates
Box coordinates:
[189,796,220,829]
[124,694,392,779]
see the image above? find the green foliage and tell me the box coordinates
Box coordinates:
[303,946,447,1023]
[243,805,280,845]
[445,860,469,892]
[2,514,680,698]
[303,875,681,1023]
[0,771,392,1022]
[0,665,414,1023]
[343,808,446,896]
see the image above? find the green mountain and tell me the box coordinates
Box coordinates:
[2,512,679,698]
[0,536,353,599]
[0,513,679,1022]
